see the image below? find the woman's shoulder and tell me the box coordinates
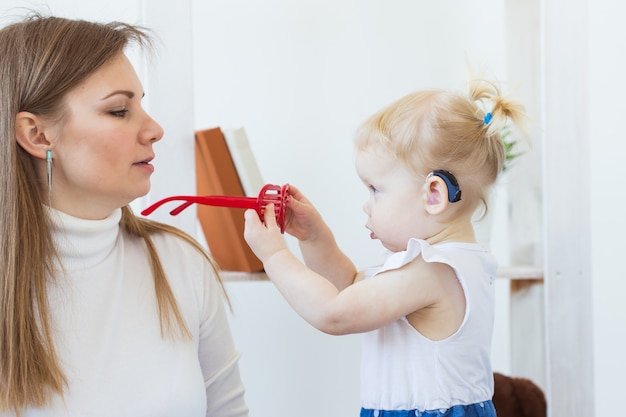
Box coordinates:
[122,224,213,271]
[153,229,212,265]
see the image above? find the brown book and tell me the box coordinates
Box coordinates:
[195,127,263,272]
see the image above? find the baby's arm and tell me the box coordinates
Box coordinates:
[282,186,357,290]
[243,205,451,335]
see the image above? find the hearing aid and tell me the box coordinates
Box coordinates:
[430,170,462,203]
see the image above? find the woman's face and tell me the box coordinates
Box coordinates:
[49,52,163,219]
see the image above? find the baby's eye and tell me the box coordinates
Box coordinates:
[369,185,379,194]
[109,109,129,118]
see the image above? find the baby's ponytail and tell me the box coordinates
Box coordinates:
[470,79,526,142]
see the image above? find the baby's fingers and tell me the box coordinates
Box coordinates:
[263,203,279,229]
[244,209,265,248]
[244,208,262,226]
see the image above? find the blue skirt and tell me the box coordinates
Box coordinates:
[360,401,496,417]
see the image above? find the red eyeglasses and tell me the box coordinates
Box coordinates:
[140,183,289,233]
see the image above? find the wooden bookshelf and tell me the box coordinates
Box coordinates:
[221,265,543,282]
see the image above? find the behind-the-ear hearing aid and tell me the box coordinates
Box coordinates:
[430,169,462,203]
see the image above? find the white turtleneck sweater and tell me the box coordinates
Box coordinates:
[12,208,248,417]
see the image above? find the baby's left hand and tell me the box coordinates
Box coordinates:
[243,204,288,263]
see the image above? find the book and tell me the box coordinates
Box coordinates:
[222,127,265,197]
[195,127,263,272]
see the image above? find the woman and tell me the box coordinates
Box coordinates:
[0,13,248,416]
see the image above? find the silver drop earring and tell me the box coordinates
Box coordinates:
[46,149,52,206]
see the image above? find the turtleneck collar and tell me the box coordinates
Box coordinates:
[47,207,123,271]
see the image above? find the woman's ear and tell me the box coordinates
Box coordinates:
[424,175,450,215]
[15,111,51,159]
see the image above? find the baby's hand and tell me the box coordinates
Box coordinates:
[283,185,327,242]
[243,204,288,263]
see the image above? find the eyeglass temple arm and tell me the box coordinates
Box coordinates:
[140,195,258,216]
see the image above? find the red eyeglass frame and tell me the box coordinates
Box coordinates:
[140,183,289,233]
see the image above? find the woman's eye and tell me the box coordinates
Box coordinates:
[109,109,129,118]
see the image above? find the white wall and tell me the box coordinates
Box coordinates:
[0,0,140,21]
[589,1,626,415]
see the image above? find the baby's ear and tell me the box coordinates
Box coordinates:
[424,175,449,215]
[15,111,51,159]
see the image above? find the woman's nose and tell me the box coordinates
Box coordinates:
[144,114,164,143]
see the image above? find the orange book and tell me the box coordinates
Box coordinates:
[195,127,263,272]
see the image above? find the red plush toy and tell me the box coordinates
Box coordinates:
[492,372,547,417]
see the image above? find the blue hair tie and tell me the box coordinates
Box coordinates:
[483,112,493,124]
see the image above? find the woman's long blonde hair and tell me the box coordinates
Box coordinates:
[0,13,224,413]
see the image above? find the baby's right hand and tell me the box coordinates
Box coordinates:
[243,204,288,263]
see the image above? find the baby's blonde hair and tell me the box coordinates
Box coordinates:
[354,79,525,214]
